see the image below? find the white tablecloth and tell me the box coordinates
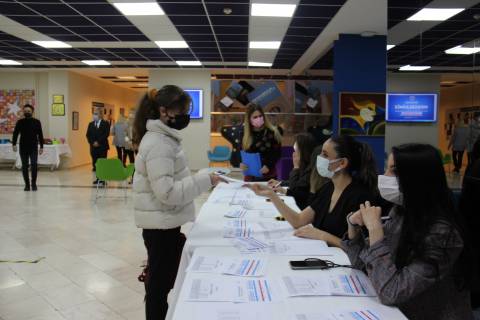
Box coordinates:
[0,143,72,170]
[167,183,407,320]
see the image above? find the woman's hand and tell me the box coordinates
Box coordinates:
[348,210,364,226]
[239,163,248,171]
[273,186,287,195]
[359,201,382,231]
[267,179,280,187]
[260,165,269,174]
[209,174,228,187]
[294,225,329,241]
[245,183,275,198]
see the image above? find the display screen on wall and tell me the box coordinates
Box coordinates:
[0,89,35,134]
[185,89,203,119]
[386,93,437,122]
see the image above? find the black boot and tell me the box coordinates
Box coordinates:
[24,185,30,191]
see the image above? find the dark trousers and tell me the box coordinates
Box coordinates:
[20,148,38,187]
[123,149,135,165]
[90,146,108,172]
[453,150,464,171]
[142,228,186,320]
[115,146,125,165]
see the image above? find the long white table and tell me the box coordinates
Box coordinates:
[0,143,72,170]
[167,182,407,320]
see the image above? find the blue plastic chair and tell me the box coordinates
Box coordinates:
[207,146,231,166]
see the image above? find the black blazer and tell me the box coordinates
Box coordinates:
[86,120,110,150]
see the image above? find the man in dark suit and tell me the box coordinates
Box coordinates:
[86,108,110,184]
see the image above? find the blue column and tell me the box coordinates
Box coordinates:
[332,34,386,172]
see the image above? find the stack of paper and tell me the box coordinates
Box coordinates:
[187,255,268,277]
[281,270,376,298]
[224,208,248,219]
[231,237,272,254]
[223,219,254,238]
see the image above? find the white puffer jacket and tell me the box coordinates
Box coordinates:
[133,119,212,229]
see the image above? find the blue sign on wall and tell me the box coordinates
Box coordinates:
[386,93,437,122]
[185,89,203,119]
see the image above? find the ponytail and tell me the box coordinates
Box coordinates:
[132,86,191,145]
[330,135,378,194]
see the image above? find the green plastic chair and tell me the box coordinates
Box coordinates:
[94,158,135,202]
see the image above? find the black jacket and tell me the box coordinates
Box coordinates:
[12,118,44,150]
[86,120,110,151]
[284,167,312,210]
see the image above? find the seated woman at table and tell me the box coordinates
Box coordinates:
[240,104,283,182]
[343,144,472,320]
[247,135,378,247]
[267,133,316,210]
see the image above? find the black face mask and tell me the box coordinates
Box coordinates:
[24,112,32,118]
[167,114,190,130]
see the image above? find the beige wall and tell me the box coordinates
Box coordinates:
[68,71,142,168]
[149,69,211,170]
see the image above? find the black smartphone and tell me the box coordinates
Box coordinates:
[289,260,328,270]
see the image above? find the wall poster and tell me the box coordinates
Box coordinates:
[0,89,35,134]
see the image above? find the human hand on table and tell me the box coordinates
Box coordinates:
[294,225,330,241]
[210,174,228,186]
[245,183,275,198]
[267,179,280,187]
[359,201,384,245]
[273,186,287,195]
[260,165,269,174]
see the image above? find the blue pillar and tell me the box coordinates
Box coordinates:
[333,34,386,172]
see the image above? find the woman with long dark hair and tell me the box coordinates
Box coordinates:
[268,133,317,209]
[240,104,282,182]
[344,144,472,320]
[248,135,378,247]
[133,86,225,320]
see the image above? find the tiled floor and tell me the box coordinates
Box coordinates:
[0,166,210,320]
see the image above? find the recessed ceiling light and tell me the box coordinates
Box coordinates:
[249,41,281,49]
[0,59,22,65]
[251,3,297,17]
[248,61,272,67]
[32,40,71,48]
[407,8,464,21]
[155,41,189,48]
[176,60,202,66]
[399,65,431,71]
[445,45,480,55]
[82,60,111,66]
[112,2,164,16]
[117,76,137,80]
[387,45,396,50]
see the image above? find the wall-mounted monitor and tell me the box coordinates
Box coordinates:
[386,93,437,123]
[185,89,203,119]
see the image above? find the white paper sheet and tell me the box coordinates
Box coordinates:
[231,237,271,253]
[224,208,248,219]
[292,309,383,320]
[282,276,330,297]
[328,270,376,297]
[187,255,268,277]
[268,239,332,256]
[184,278,276,303]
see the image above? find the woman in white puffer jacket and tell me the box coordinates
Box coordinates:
[132,86,225,320]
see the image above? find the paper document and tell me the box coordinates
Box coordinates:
[185,278,276,303]
[187,255,268,277]
[282,276,330,297]
[328,270,376,297]
[224,208,248,218]
[231,237,271,254]
[292,309,383,320]
[223,219,254,238]
[268,239,332,256]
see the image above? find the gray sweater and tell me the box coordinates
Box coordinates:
[342,209,472,320]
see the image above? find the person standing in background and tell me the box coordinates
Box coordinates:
[111,113,128,166]
[123,110,136,165]
[86,108,110,185]
[449,121,469,173]
[12,104,44,191]
[467,111,480,166]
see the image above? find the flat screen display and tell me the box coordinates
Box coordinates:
[386,93,437,122]
[185,89,203,119]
